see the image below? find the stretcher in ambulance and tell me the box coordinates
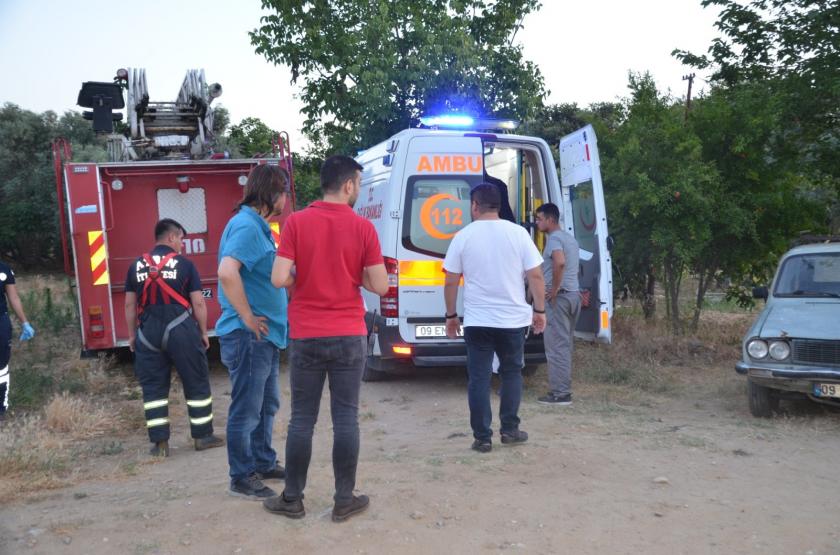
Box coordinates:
[355,121,612,381]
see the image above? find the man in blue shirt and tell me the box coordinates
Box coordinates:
[217,164,289,500]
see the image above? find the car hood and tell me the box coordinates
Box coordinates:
[758,300,840,340]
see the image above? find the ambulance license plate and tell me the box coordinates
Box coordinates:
[813,383,840,398]
[415,325,461,338]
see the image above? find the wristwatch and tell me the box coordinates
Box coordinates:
[445,312,458,319]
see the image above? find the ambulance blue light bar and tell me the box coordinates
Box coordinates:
[419,114,519,131]
[420,115,475,128]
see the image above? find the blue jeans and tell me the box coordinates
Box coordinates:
[464,326,528,442]
[283,336,366,504]
[219,328,281,483]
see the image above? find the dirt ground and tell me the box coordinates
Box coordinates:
[2,353,840,555]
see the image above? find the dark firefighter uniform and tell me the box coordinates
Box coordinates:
[125,245,215,443]
[0,262,15,414]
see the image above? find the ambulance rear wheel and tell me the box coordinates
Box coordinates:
[363,357,389,382]
[521,364,538,377]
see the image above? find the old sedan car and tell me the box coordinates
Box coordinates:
[736,241,840,416]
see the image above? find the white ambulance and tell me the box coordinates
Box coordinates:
[354,117,612,380]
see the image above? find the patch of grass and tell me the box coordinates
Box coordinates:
[44,392,111,437]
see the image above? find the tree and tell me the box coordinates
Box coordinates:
[250,0,546,154]
[674,0,839,232]
[601,74,720,333]
[0,105,109,268]
[227,117,279,157]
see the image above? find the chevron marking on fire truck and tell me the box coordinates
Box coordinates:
[270,222,281,249]
[87,230,109,286]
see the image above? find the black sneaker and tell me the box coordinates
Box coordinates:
[332,494,369,522]
[537,393,572,406]
[150,440,169,457]
[194,434,225,451]
[229,475,277,500]
[471,439,492,453]
[500,429,529,444]
[263,493,305,518]
[255,466,286,480]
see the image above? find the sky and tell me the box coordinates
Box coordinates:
[0,0,721,150]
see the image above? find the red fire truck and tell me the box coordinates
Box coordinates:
[53,68,294,355]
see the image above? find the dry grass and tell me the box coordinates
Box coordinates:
[0,272,148,502]
[44,392,111,436]
[568,306,753,398]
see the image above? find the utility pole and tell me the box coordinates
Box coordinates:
[682,73,696,121]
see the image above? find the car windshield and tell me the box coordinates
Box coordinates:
[774,253,840,297]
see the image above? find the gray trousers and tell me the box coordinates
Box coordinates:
[544,291,582,396]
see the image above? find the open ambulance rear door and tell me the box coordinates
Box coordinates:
[559,125,613,343]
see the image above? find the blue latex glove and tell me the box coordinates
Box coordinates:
[20,322,35,341]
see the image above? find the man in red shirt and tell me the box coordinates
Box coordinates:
[263,155,388,522]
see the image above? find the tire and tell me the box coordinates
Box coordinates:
[362,357,389,382]
[521,364,539,377]
[748,379,779,417]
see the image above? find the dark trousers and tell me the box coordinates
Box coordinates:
[464,326,528,442]
[134,307,214,443]
[283,336,366,504]
[0,314,10,414]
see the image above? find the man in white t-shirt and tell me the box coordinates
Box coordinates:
[443,184,546,453]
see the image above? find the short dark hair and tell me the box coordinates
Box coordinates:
[470,183,501,213]
[320,155,363,194]
[155,218,186,241]
[239,164,289,213]
[536,203,560,223]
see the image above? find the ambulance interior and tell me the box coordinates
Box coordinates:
[483,143,549,250]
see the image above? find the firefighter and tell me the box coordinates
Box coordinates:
[124,219,224,456]
[0,261,35,421]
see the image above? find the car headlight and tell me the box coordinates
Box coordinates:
[747,339,768,359]
[768,340,791,361]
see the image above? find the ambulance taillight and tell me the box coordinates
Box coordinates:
[88,306,105,339]
[380,257,399,318]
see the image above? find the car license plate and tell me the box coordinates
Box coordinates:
[813,383,840,398]
[415,325,461,338]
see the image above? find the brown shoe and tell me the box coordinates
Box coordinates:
[263,493,305,518]
[194,434,225,451]
[150,440,169,457]
[332,494,369,522]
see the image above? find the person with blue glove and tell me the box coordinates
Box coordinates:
[0,261,33,420]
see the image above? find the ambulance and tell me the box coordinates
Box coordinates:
[354,116,612,380]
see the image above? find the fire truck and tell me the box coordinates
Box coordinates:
[53,68,295,355]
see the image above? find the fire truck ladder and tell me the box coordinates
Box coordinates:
[123,68,222,159]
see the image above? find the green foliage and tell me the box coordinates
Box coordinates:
[21,286,76,334]
[674,0,839,232]
[0,105,107,267]
[290,153,323,209]
[212,104,231,135]
[250,0,546,154]
[227,117,279,157]
[600,73,719,332]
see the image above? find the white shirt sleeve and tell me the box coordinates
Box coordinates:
[519,228,544,271]
[443,230,464,274]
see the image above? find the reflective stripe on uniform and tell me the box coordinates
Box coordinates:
[146,417,170,428]
[190,414,213,426]
[0,364,8,377]
[186,397,212,408]
[143,399,169,410]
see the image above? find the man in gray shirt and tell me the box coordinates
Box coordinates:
[535,203,580,405]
